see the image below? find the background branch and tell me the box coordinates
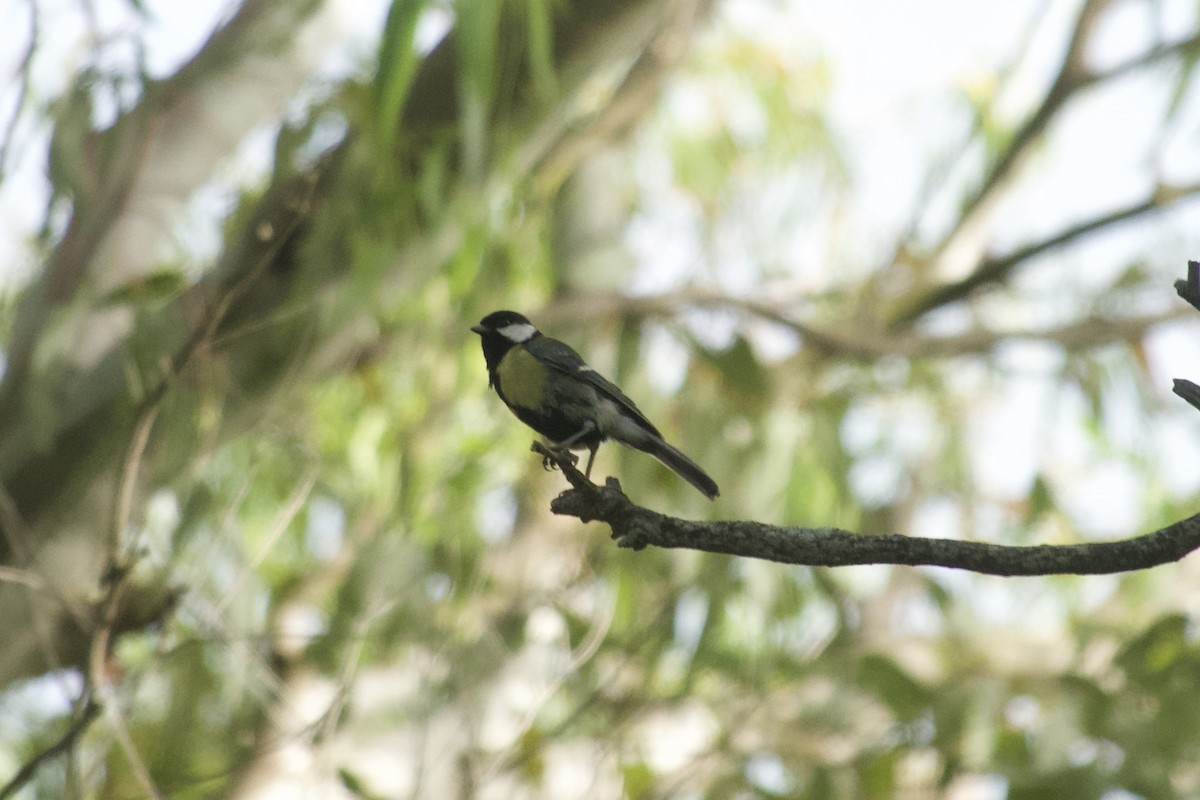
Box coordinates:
[911,0,1110,277]
[540,289,1187,360]
[886,0,1200,329]
[0,697,99,800]
[892,185,1200,326]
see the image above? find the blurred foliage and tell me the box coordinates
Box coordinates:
[3,1,1200,799]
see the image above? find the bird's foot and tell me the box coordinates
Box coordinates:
[538,444,578,472]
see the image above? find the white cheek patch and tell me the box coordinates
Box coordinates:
[498,322,537,342]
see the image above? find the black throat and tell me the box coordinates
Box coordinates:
[479,330,539,384]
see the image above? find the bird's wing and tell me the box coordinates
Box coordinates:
[527,336,663,439]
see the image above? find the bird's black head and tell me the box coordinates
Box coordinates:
[471,310,541,373]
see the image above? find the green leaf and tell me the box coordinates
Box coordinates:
[456,0,504,177]
[522,0,558,103]
[1117,614,1189,682]
[857,653,931,722]
[1024,473,1053,525]
[338,767,387,800]
[372,0,426,148]
[516,727,545,780]
[697,334,769,408]
[857,749,898,798]
[622,761,655,799]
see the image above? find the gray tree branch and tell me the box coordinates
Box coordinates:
[539,443,1200,576]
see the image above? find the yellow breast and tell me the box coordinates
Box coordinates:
[496,345,547,410]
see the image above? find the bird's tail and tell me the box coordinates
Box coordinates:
[633,435,720,500]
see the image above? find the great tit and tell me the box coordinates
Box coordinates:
[471,310,719,499]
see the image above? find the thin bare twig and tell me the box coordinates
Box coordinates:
[80,398,163,800]
[0,0,38,181]
[1175,259,1200,312]
[102,692,164,800]
[0,565,44,589]
[0,696,100,800]
[892,186,1200,326]
[1085,30,1200,88]
[1173,262,1200,414]
[1174,379,1200,412]
[0,481,31,564]
[539,288,1189,361]
[213,469,318,615]
[88,401,159,683]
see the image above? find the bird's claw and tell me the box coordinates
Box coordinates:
[542,448,578,472]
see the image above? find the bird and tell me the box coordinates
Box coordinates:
[471,310,719,499]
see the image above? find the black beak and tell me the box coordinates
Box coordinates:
[470,324,486,335]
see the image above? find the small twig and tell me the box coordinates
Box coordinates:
[78,399,164,800]
[109,405,159,561]
[539,289,1187,364]
[892,187,1200,327]
[103,694,164,800]
[1086,30,1200,88]
[0,481,31,564]
[0,696,100,800]
[88,400,160,696]
[0,565,44,589]
[1174,380,1200,412]
[213,469,317,615]
[0,0,38,182]
[1174,261,1200,412]
[1174,259,1200,313]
